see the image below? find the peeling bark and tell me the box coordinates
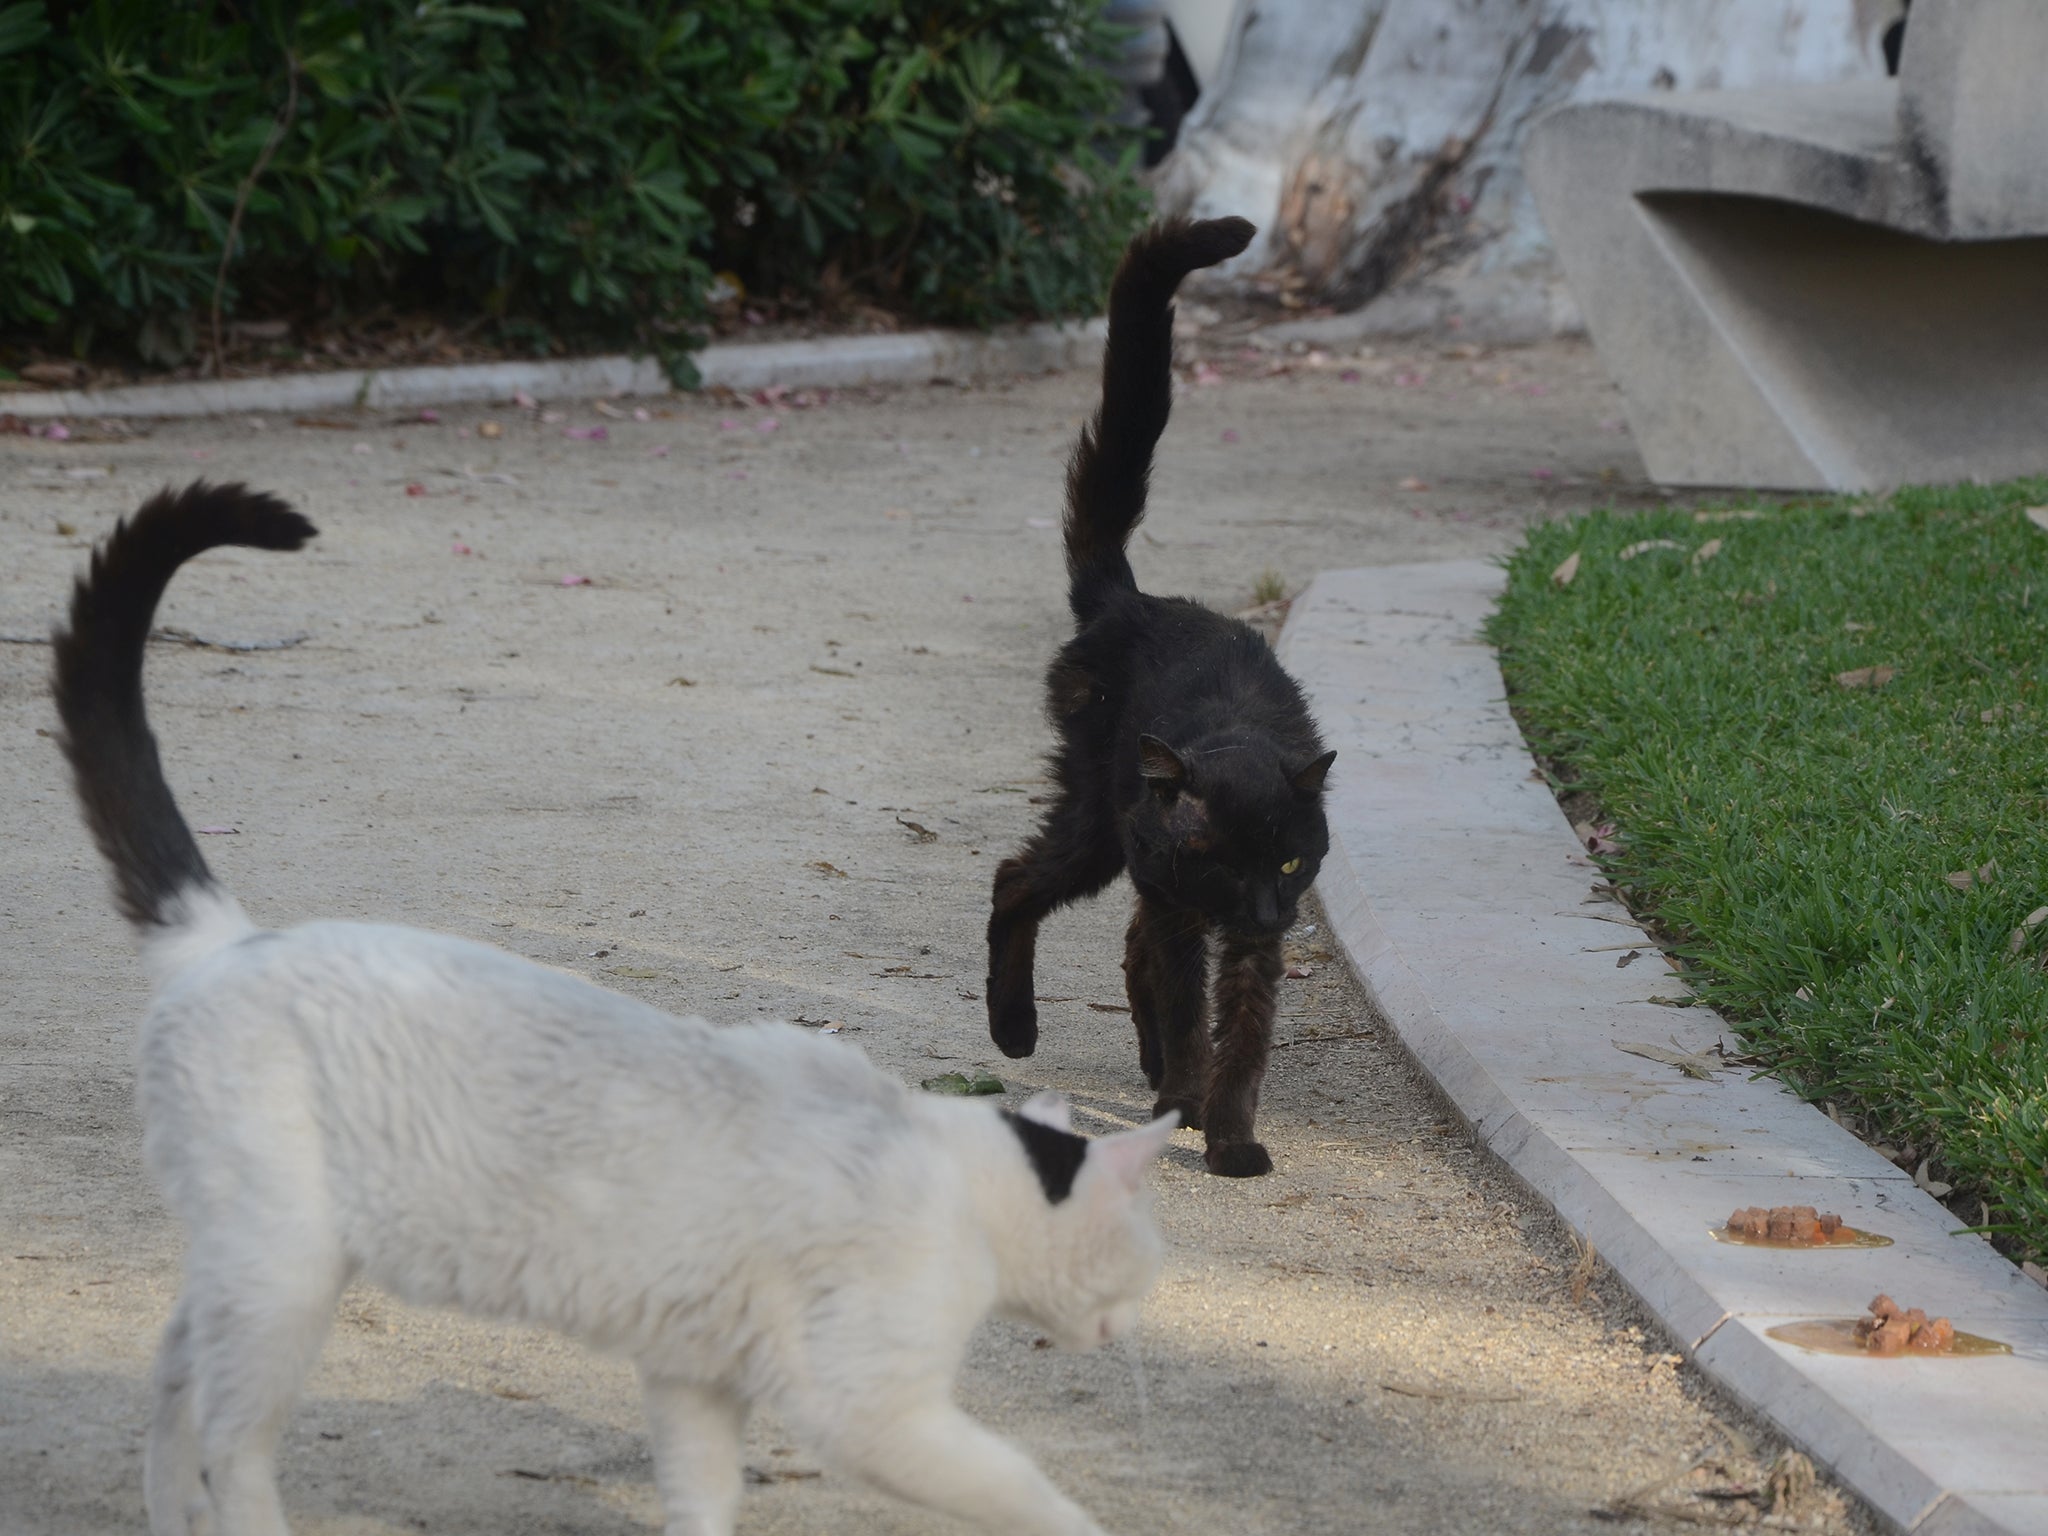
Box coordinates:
[1153,0,1902,337]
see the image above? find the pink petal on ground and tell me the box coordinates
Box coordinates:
[1221,428,1241,443]
[540,409,564,424]
[1531,467,1557,481]
[1192,361,1223,386]
[560,574,591,587]
[633,408,651,422]
[451,542,473,555]
[417,408,441,424]
[649,444,671,458]
[743,308,765,326]
[755,417,780,433]
[405,483,427,497]
[1339,368,1362,383]
[564,425,608,441]
[42,422,71,441]
[1394,371,1425,387]
[513,389,538,409]
[754,385,788,406]
[719,418,743,432]
[352,442,372,455]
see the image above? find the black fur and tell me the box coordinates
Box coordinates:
[1063,215,1255,625]
[987,217,1332,1179]
[1004,1113,1090,1204]
[50,482,317,929]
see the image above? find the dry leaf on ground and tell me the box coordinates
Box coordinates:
[1833,665,1897,688]
[1913,1158,1954,1198]
[1615,1040,1720,1079]
[1551,550,1581,587]
[1618,539,1684,560]
[2008,905,2048,955]
[2025,506,2048,534]
[1943,860,1997,891]
[895,816,938,844]
[1690,537,1723,566]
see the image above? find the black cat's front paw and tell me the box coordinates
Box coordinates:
[1204,1139,1272,1178]
[988,990,1039,1059]
[1152,1093,1203,1130]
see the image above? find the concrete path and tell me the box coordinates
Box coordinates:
[1,345,1867,1533]
[1281,562,2048,1536]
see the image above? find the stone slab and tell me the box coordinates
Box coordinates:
[1522,0,2048,492]
[1279,559,2048,1535]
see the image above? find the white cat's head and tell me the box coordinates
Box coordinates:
[998,1093,1177,1351]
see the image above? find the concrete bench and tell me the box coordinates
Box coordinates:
[1524,0,2048,492]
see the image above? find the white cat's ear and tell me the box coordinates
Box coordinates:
[1089,1112,1180,1192]
[1018,1091,1073,1134]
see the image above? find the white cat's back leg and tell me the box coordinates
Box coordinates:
[160,1087,349,1536]
[825,1398,1110,1536]
[639,1372,746,1536]
[145,1296,204,1535]
[180,1233,347,1536]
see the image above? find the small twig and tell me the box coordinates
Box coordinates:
[1274,1030,1375,1050]
[210,51,301,378]
[152,627,310,652]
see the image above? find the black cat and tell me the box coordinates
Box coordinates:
[986,216,1335,1178]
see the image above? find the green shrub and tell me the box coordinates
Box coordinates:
[0,0,1147,381]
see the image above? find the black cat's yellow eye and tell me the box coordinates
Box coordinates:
[1280,857,1302,875]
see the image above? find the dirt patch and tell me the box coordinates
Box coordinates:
[0,349,1871,1533]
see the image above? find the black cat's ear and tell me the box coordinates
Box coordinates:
[1138,735,1187,796]
[1291,750,1336,795]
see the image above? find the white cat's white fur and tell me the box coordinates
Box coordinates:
[51,487,1176,1536]
[134,886,1174,1536]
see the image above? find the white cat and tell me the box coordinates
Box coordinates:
[50,482,1177,1536]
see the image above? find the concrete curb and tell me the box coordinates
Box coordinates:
[1278,560,2048,1536]
[0,319,1107,421]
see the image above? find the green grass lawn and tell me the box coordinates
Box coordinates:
[1490,480,2048,1263]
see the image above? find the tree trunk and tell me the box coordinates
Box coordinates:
[1152,0,1900,338]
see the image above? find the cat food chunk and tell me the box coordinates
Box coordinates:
[1908,1317,1956,1353]
[1724,1205,1844,1244]
[1852,1294,1955,1355]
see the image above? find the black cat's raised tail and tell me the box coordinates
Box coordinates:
[1063,216,1254,623]
[51,482,316,931]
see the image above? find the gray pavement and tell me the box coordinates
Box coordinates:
[1,345,1870,1533]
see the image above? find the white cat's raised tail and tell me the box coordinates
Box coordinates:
[51,483,1176,1536]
